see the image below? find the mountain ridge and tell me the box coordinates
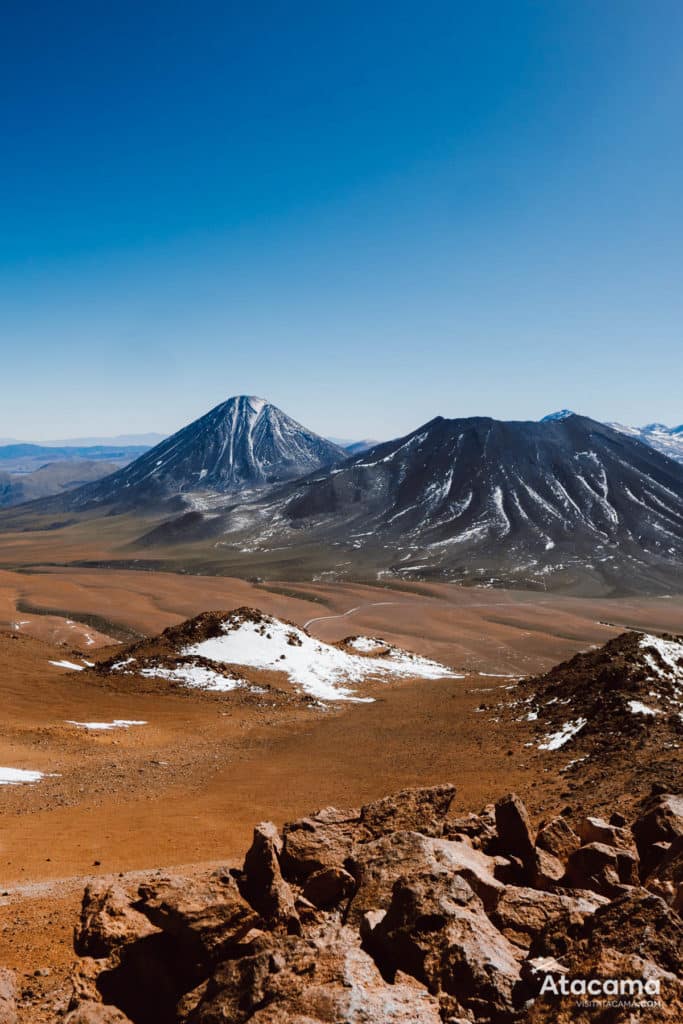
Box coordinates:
[136,411,683,593]
[542,410,683,464]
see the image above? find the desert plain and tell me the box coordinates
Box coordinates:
[0,531,681,1021]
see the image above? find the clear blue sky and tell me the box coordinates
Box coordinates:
[2,1,681,441]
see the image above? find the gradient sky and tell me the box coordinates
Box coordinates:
[2,1,681,442]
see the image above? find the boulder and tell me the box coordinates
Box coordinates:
[0,969,17,1024]
[64,1005,134,1024]
[584,890,683,975]
[564,842,625,897]
[360,783,456,838]
[647,836,683,899]
[495,793,535,861]
[490,887,603,951]
[443,803,497,851]
[535,816,580,862]
[74,883,158,959]
[633,793,683,874]
[191,924,442,1023]
[281,811,367,881]
[368,870,521,1022]
[525,947,683,1023]
[241,822,300,932]
[348,831,503,923]
[302,866,356,909]
[527,847,565,891]
[524,891,683,1022]
[136,871,260,964]
[578,815,637,855]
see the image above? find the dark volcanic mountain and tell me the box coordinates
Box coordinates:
[153,413,683,592]
[48,396,346,510]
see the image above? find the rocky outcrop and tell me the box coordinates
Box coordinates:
[64,783,683,1023]
[75,884,158,959]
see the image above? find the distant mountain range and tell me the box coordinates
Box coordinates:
[327,437,379,454]
[0,432,167,448]
[0,460,121,508]
[0,442,152,471]
[542,411,683,464]
[2,399,681,594]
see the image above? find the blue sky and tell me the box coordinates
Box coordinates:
[1,1,681,441]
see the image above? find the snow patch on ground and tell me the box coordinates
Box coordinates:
[538,717,587,750]
[139,663,248,693]
[0,767,51,785]
[49,660,85,671]
[628,701,660,716]
[66,720,147,731]
[640,634,683,679]
[347,636,389,653]
[181,617,458,702]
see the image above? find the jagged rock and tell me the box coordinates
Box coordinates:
[190,923,442,1023]
[310,805,361,824]
[578,815,637,854]
[74,884,158,959]
[584,890,683,975]
[633,793,683,874]
[646,835,683,905]
[64,783,683,1024]
[0,968,17,1024]
[348,830,503,923]
[241,822,300,932]
[527,847,565,891]
[525,947,683,1023]
[493,854,526,886]
[281,811,367,881]
[444,804,498,851]
[136,871,260,963]
[302,866,356,908]
[495,793,535,861]
[64,1005,134,1024]
[359,909,386,943]
[69,958,106,1010]
[535,816,579,861]
[490,887,603,951]
[359,783,456,838]
[524,891,683,1022]
[564,842,630,896]
[368,870,520,1022]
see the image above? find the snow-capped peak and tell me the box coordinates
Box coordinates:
[540,410,576,422]
[245,396,267,416]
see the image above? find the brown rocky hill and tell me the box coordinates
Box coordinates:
[12,782,680,1023]
[494,630,683,812]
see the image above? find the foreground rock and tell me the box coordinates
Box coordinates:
[0,968,17,1024]
[61,783,683,1023]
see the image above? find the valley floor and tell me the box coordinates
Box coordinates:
[0,566,681,1019]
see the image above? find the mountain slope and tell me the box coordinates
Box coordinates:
[157,413,683,592]
[497,629,683,797]
[542,411,683,464]
[51,396,346,510]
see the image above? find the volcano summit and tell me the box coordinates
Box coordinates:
[57,396,345,510]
